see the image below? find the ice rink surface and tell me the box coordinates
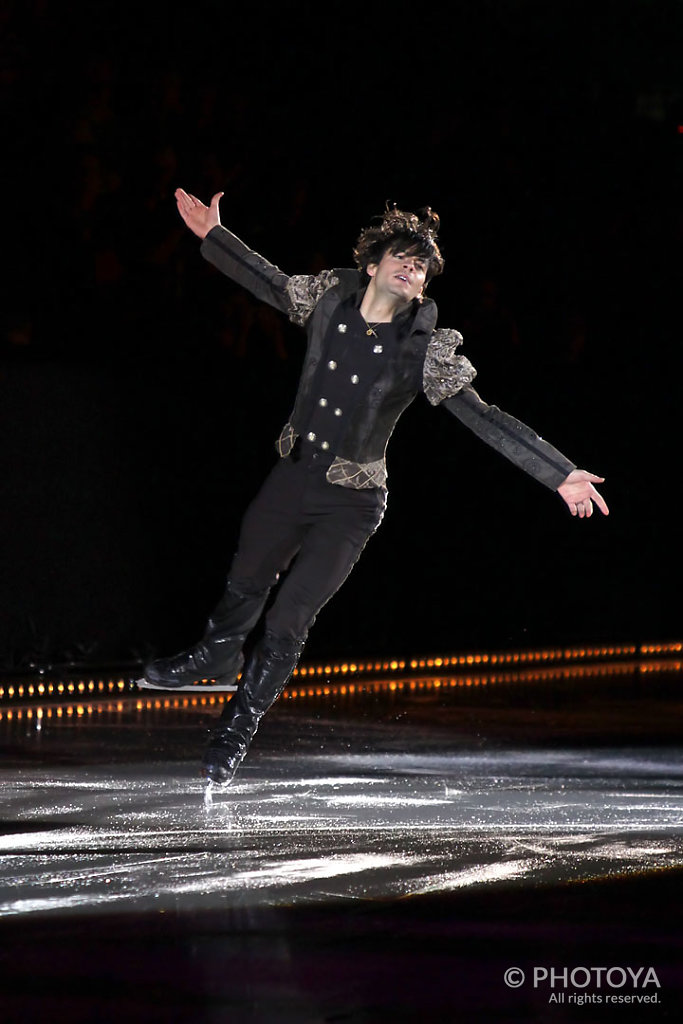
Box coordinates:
[1,659,682,1021]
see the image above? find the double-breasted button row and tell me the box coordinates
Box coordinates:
[318,398,343,416]
[327,361,360,385]
[306,431,332,450]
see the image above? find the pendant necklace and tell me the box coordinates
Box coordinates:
[363,320,384,354]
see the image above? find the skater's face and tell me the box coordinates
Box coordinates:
[366,247,428,304]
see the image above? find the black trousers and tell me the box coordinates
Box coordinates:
[228,448,386,642]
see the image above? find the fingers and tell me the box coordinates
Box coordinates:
[568,489,609,518]
[175,188,209,212]
[175,189,198,223]
[563,470,610,518]
[590,487,610,516]
[572,500,591,518]
[174,188,223,213]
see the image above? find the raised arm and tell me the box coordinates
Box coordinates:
[175,187,292,314]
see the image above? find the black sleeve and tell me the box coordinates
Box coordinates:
[443,385,576,490]
[200,225,292,314]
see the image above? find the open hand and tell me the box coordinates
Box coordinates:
[174,188,223,239]
[557,469,609,518]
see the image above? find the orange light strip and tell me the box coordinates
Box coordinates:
[0,678,133,703]
[286,659,683,700]
[1,659,682,723]
[0,642,681,706]
[292,642,683,679]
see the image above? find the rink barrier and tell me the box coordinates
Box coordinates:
[0,641,681,712]
[0,657,682,728]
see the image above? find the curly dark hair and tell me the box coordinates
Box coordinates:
[353,204,444,284]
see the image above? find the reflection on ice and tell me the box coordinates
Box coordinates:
[1,661,683,916]
[1,744,683,918]
[170,853,409,893]
[408,858,534,894]
[315,748,683,778]
[203,780,214,812]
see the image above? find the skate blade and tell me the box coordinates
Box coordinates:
[136,678,238,693]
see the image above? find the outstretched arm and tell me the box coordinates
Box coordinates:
[174,187,292,314]
[443,388,609,519]
[557,469,609,517]
[443,386,576,490]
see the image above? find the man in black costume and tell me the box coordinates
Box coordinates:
[143,189,609,785]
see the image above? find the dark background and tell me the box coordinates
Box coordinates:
[1,0,681,669]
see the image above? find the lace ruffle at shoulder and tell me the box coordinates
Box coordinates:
[423,328,477,405]
[285,271,340,326]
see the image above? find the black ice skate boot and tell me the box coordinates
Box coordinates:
[202,632,305,784]
[142,580,270,690]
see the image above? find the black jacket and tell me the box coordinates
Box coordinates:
[201,225,575,491]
